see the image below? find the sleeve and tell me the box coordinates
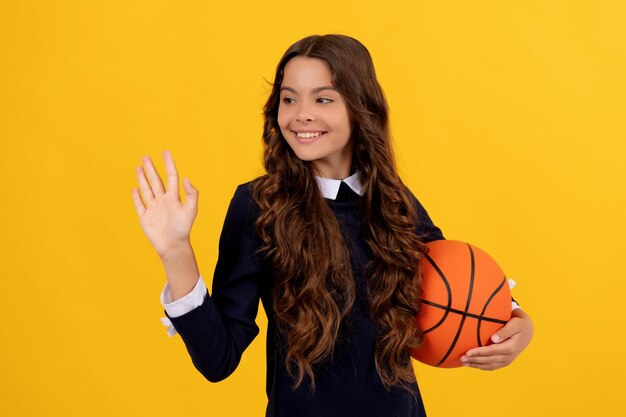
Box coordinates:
[164,183,267,383]
[159,275,206,337]
[410,192,445,242]
[508,278,522,310]
[161,275,205,317]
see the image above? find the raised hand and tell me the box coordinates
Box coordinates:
[132,150,199,259]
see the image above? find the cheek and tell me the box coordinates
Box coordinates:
[277,112,289,142]
[330,113,352,137]
[277,107,285,127]
[330,105,351,132]
[277,106,292,131]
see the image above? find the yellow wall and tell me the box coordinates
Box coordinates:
[1,1,624,416]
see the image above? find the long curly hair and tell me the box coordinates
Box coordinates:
[250,34,428,395]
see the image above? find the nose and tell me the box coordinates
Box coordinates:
[296,114,314,122]
[295,103,316,123]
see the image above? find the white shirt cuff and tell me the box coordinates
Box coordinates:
[160,275,207,337]
[508,278,521,310]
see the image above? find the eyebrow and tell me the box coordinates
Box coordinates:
[279,85,338,94]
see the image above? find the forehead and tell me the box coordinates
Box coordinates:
[281,56,334,90]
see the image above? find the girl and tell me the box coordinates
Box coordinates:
[132,34,533,417]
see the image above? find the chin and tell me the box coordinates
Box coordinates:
[286,145,319,162]
[292,152,318,162]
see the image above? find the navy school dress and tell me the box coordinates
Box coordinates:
[164,179,445,417]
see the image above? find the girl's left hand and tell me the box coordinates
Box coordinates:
[460,308,534,370]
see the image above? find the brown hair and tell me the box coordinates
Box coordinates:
[251,34,427,396]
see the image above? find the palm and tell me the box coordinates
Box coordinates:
[132,150,198,258]
[141,192,194,255]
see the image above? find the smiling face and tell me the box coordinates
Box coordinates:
[277,56,353,179]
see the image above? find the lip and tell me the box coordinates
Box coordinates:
[291,130,327,144]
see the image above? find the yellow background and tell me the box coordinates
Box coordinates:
[1,1,624,416]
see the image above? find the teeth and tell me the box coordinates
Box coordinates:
[296,131,322,138]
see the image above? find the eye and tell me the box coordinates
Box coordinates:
[281,97,294,104]
[317,97,333,104]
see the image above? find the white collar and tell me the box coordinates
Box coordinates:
[314,171,364,200]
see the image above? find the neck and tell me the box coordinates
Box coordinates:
[312,161,352,180]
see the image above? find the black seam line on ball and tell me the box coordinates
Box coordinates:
[476,276,508,346]
[419,299,508,325]
[422,252,452,335]
[434,244,476,366]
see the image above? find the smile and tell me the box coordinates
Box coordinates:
[292,131,327,143]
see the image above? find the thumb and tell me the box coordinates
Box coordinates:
[182,178,199,209]
[491,321,518,343]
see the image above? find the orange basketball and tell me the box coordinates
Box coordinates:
[410,240,512,368]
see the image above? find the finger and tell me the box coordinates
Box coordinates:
[182,177,199,211]
[131,187,146,216]
[142,155,166,195]
[465,360,506,371]
[461,353,512,371]
[462,354,506,365]
[162,150,180,200]
[136,165,155,202]
[490,318,522,344]
[465,339,514,357]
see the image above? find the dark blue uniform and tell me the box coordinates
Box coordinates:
[165,180,444,417]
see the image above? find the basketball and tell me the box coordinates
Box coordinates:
[410,240,512,368]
